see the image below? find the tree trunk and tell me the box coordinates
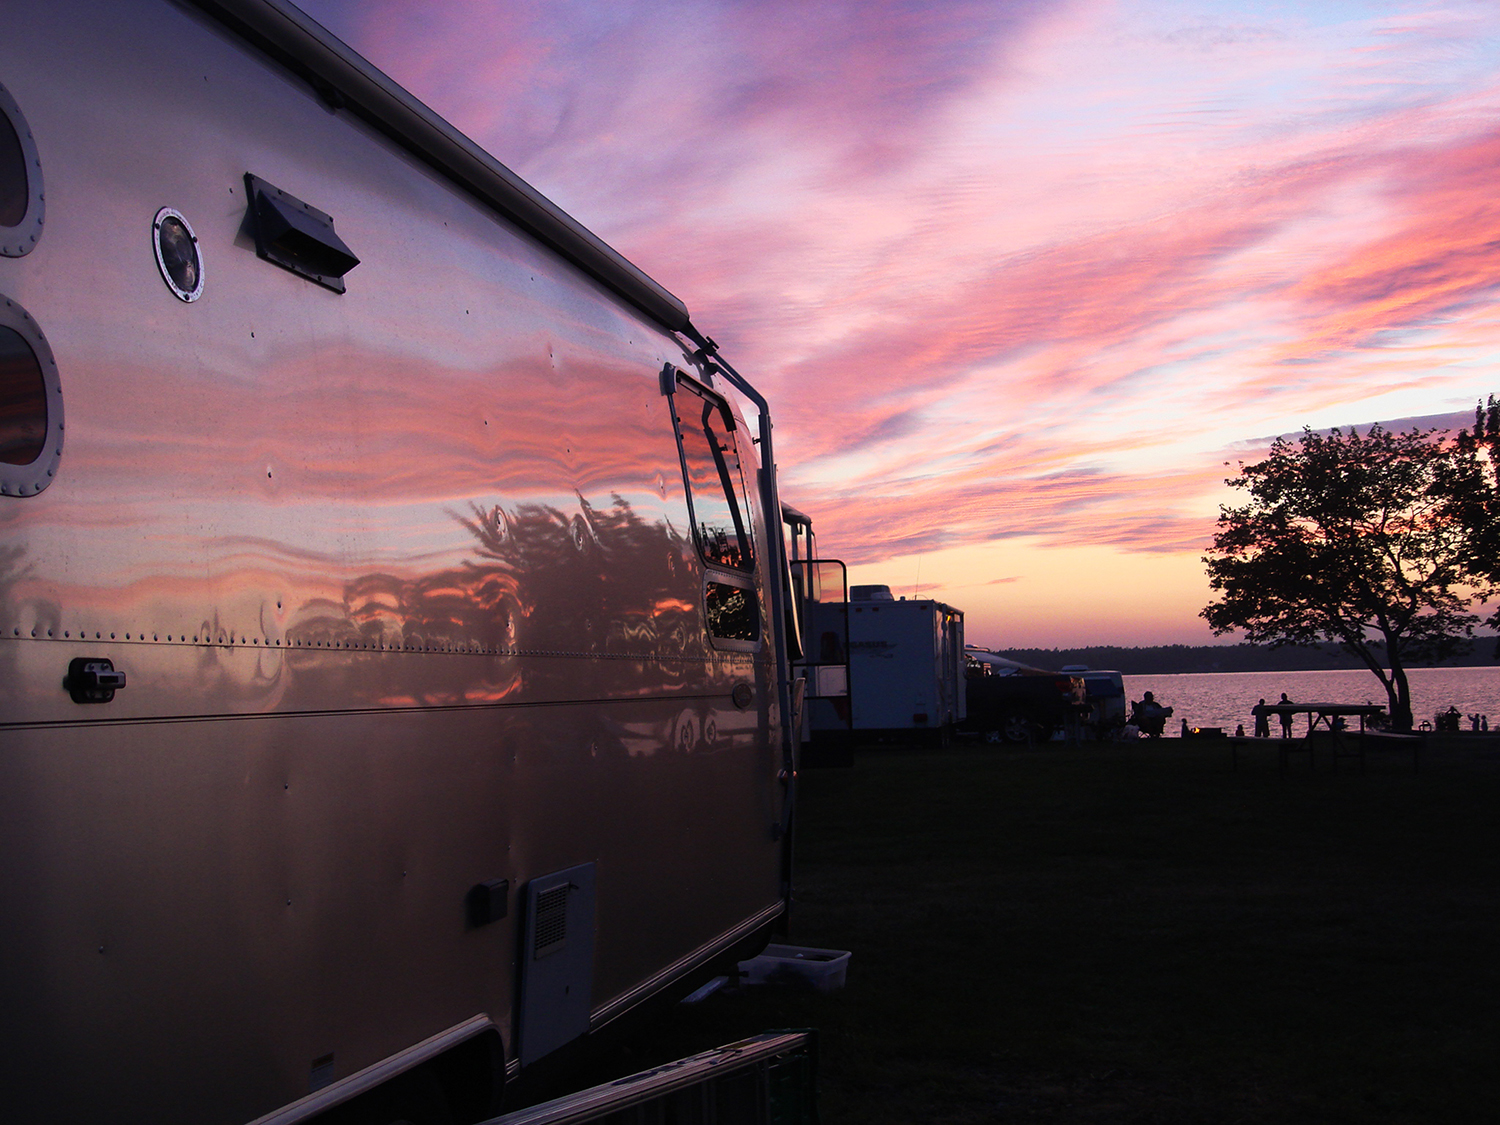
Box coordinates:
[1347,637,1409,731]
[1386,644,1414,731]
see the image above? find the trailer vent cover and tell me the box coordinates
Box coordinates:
[519,865,595,1065]
[244,173,359,293]
[533,884,569,958]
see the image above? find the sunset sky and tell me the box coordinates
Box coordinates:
[299,0,1500,648]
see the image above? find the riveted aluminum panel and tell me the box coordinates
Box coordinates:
[0,2,784,1122]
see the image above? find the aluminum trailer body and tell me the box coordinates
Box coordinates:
[0,3,795,1122]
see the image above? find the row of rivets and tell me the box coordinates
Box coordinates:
[3,630,744,665]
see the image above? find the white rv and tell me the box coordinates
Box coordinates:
[0,3,799,1122]
[814,585,966,745]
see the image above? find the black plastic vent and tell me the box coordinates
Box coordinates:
[244,173,359,293]
[465,878,509,928]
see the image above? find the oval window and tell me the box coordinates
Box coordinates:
[0,298,63,496]
[0,325,46,464]
[0,82,44,258]
[0,112,26,228]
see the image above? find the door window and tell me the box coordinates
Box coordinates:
[667,368,762,648]
[671,374,755,572]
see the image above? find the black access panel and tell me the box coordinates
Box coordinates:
[517,863,597,1066]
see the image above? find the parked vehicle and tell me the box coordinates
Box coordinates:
[813,585,965,745]
[962,649,1078,742]
[962,652,1128,743]
[0,4,797,1122]
[1061,665,1128,736]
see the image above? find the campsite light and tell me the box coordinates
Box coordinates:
[152,207,203,302]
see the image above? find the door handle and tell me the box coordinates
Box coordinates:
[66,658,125,704]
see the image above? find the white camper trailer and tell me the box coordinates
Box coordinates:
[0,3,799,1122]
[815,585,966,744]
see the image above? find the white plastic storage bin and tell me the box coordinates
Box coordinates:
[738,944,851,993]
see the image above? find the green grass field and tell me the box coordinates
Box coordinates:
[571,740,1500,1123]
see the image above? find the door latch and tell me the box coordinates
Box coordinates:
[66,658,126,704]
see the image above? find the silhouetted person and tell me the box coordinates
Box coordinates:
[1278,693,1295,738]
[1130,691,1172,739]
[1252,698,1270,738]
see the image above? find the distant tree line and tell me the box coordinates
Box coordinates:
[991,639,1500,677]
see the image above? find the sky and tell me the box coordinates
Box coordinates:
[298,0,1500,648]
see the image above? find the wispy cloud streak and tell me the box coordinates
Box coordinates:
[298,0,1500,640]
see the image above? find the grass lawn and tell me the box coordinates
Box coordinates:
[564,740,1500,1123]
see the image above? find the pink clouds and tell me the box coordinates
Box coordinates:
[292,0,1500,641]
[1287,128,1500,354]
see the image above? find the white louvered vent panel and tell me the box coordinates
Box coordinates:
[533,884,569,958]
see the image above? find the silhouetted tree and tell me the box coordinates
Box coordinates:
[1442,396,1500,626]
[1202,424,1491,730]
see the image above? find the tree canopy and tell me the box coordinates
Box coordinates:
[1443,395,1500,607]
[1202,422,1492,730]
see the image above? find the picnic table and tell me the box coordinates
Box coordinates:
[1236,705,1386,774]
[1262,702,1386,738]
[1254,705,1416,774]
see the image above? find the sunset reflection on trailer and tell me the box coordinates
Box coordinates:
[0,3,800,1123]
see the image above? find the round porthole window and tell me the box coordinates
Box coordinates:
[0,81,44,258]
[0,296,63,496]
[152,207,203,302]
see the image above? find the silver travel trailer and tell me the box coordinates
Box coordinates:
[0,3,799,1123]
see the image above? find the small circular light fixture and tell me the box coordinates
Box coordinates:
[152,207,203,302]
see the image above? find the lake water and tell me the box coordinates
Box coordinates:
[1121,666,1500,734]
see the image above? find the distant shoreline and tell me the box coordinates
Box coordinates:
[1128,666,1500,677]
[991,639,1500,677]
